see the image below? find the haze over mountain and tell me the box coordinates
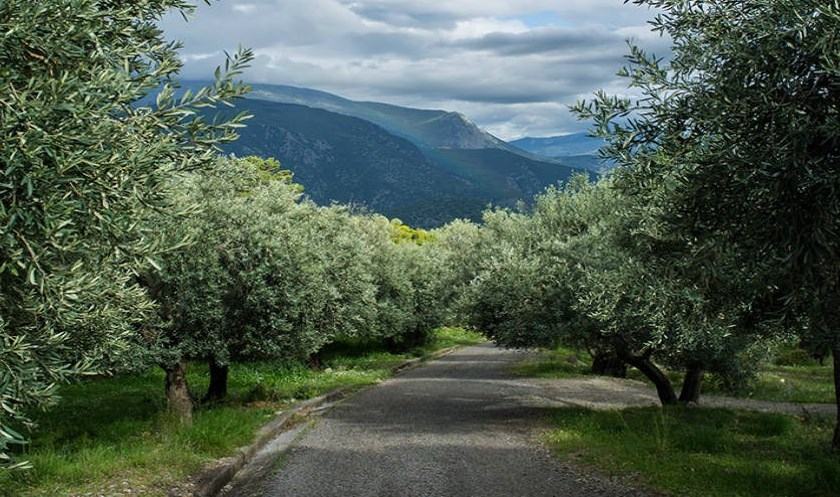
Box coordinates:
[511,133,605,158]
[248,83,511,151]
[511,133,608,173]
[216,94,593,226]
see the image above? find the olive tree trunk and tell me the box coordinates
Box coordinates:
[307,352,323,370]
[591,351,628,378]
[617,349,677,405]
[164,361,193,423]
[678,363,704,404]
[203,361,229,403]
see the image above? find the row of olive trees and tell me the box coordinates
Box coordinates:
[441,0,840,449]
[443,179,778,403]
[1,0,453,466]
[143,156,450,422]
[0,0,256,467]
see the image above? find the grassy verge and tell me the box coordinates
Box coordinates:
[1,327,485,497]
[722,364,835,404]
[516,347,835,404]
[546,406,840,497]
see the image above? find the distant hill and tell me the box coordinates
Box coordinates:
[511,133,605,157]
[218,98,592,226]
[246,83,512,151]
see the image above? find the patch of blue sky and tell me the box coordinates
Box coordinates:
[510,11,574,28]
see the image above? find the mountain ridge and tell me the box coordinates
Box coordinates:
[216,98,594,226]
[510,133,605,157]
[246,82,514,151]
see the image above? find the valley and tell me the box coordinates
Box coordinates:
[194,82,601,226]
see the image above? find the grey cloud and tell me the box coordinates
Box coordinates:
[340,4,458,29]
[163,0,666,136]
[338,0,656,29]
[454,27,622,56]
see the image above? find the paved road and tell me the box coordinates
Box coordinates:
[230,344,648,497]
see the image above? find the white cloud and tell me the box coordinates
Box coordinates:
[161,0,666,138]
[232,3,258,14]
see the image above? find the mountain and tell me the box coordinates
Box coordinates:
[549,154,603,172]
[218,98,593,227]
[511,133,605,157]
[246,83,511,151]
[220,100,486,226]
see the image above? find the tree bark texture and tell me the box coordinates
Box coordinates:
[165,361,193,423]
[678,363,704,403]
[619,351,678,405]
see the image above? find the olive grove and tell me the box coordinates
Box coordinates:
[0,0,251,466]
[451,0,840,448]
[4,0,840,471]
[576,0,840,447]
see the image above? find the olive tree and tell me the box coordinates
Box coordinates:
[147,157,384,417]
[459,177,768,403]
[0,0,251,465]
[456,179,620,372]
[575,0,840,445]
[370,217,451,349]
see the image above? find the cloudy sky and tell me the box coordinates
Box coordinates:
[161,0,668,140]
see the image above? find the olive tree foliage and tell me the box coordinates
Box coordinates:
[451,179,612,356]
[146,157,382,418]
[146,156,451,419]
[430,219,484,325]
[0,0,252,465]
[354,216,451,350]
[570,180,775,403]
[454,176,772,404]
[573,0,840,444]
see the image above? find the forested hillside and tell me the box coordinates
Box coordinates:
[221,101,487,226]
[244,83,512,150]
[220,98,590,226]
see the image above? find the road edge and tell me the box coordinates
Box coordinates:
[187,345,462,497]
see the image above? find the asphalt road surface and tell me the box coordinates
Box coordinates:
[229,344,649,497]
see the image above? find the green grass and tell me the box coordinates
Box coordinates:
[417,326,486,351]
[512,346,593,378]
[0,327,484,497]
[546,406,840,497]
[517,346,836,404]
[718,364,835,404]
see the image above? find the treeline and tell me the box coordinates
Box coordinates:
[444,0,840,450]
[143,156,454,421]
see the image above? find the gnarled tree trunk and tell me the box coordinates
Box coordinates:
[165,361,193,423]
[616,345,677,405]
[678,363,704,404]
[203,361,229,403]
[591,351,627,378]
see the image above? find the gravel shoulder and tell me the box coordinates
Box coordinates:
[226,344,652,497]
[530,375,835,417]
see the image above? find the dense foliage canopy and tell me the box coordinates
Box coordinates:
[142,156,452,419]
[0,0,251,466]
[575,0,840,445]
